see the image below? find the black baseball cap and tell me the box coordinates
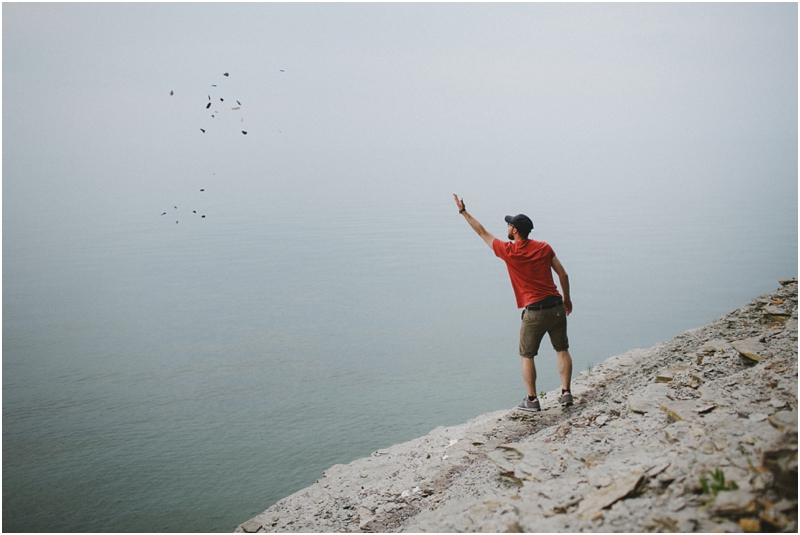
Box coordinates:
[504,214,534,234]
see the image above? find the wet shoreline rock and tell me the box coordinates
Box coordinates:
[236,279,798,533]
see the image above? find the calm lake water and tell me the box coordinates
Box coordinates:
[3,189,797,532]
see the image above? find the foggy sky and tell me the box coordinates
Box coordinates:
[3,3,797,235]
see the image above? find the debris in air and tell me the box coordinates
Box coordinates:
[162,69,270,224]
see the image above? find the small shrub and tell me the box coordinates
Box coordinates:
[699,468,739,495]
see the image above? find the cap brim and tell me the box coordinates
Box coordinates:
[504,215,514,224]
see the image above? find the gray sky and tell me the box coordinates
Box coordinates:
[3,3,797,233]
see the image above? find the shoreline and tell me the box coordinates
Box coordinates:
[237,279,798,533]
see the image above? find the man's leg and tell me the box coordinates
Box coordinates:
[557,350,573,392]
[522,356,537,397]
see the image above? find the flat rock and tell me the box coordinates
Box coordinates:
[700,339,730,353]
[660,400,705,422]
[731,337,767,362]
[629,383,670,413]
[769,398,788,409]
[240,519,263,533]
[785,318,798,333]
[576,471,644,518]
[712,489,757,516]
[768,410,798,433]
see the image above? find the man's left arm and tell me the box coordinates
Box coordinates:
[551,255,572,315]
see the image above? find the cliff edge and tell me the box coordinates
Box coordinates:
[237,280,798,533]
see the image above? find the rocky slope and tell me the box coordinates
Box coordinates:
[237,280,798,533]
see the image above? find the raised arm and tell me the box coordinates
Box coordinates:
[551,255,572,315]
[454,194,495,249]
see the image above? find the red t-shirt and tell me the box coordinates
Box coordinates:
[492,238,561,308]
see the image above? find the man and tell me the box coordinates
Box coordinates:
[453,194,574,411]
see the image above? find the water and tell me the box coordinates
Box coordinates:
[3,186,796,532]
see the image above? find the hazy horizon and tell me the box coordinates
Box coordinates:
[5,3,797,223]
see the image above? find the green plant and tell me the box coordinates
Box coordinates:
[587,363,594,373]
[699,468,739,495]
[539,391,547,399]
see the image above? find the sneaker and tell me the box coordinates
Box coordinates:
[559,391,574,407]
[517,396,541,412]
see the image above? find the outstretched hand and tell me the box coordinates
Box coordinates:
[453,194,465,213]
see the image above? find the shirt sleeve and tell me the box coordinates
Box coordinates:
[492,238,508,259]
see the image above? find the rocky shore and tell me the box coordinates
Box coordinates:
[237,280,798,533]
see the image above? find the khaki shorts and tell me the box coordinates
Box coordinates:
[519,303,569,358]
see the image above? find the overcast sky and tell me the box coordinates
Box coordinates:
[3,3,797,235]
